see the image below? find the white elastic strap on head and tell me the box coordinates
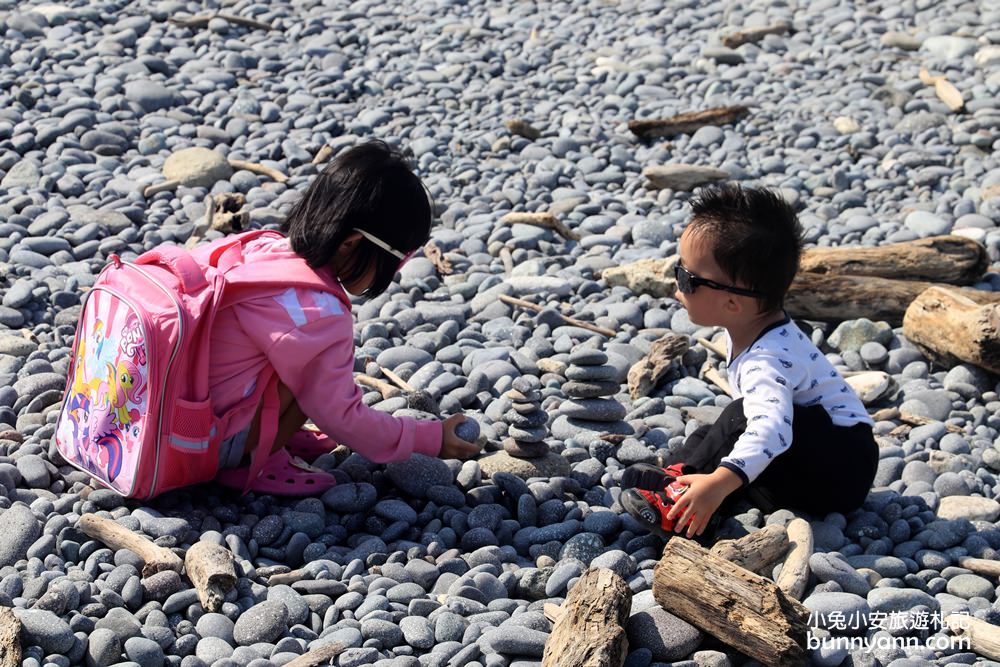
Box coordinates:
[352,228,405,259]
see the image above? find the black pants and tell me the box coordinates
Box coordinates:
[666,399,879,516]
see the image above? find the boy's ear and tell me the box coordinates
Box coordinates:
[723,295,742,314]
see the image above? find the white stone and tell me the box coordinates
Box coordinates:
[938,496,1000,522]
[833,116,860,135]
[845,372,892,405]
[975,47,1000,68]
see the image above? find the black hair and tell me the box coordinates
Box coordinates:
[687,184,803,314]
[281,140,432,297]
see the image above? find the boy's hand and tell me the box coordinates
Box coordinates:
[439,414,480,460]
[666,468,744,538]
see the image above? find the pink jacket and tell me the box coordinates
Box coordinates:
[206,232,442,462]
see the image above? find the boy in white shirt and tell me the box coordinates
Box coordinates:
[622,185,878,539]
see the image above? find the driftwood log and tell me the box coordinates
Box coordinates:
[185,541,237,613]
[541,568,631,667]
[709,523,790,575]
[185,192,248,249]
[654,537,810,667]
[628,333,690,399]
[79,513,183,578]
[505,119,542,140]
[945,615,1000,660]
[775,519,813,601]
[722,22,792,48]
[903,287,1000,374]
[0,608,19,667]
[424,242,453,276]
[629,106,750,141]
[786,273,1000,326]
[798,235,987,285]
[168,13,273,31]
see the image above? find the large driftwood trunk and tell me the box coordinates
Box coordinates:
[786,273,1000,326]
[903,287,1000,374]
[799,235,987,285]
[542,568,631,667]
[709,524,789,575]
[654,538,810,667]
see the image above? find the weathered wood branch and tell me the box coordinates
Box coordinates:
[169,13,273,31]
[628,333,689,399]
[0,608,20,667]
[282,642,348,667]
[500,211,581,241]
[920,68,965,112]
[424,242,453,276]
[799,235,987,285]
[79,513,184,578]
[629,106,750,141]
[356,374,403,399]
[312,145,335,165]
[541,568,631,667]
[903,287,1000,374]
[709,524,789,574]
[185,541,237,613]
[228,159,288,183]
[958,557,1000,578]
[654,537,810,667]
[721,22,792,48]
[945,615,1000,661]
[499,294,617,337]
[776,519,813,601]
[381,367,415,393]
[702,361,733,397]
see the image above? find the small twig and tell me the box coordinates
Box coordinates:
[381,367,415,393]
[500,211,581,241]
[168,13,273,31]
[628,105,750,141]
[696,336,727,359]
[424,242,453,276]
[702,361,733,396]
[312,145,335,165]
[721,21,792,48]
[356,374,403,399]
[499,246,514,276]
[499,294,616,337]
[282,642,348,667]
[228,159,288,183]
[143,179,180,198]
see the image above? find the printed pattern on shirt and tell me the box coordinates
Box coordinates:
[273,288,344,329]
[718,319,872,484]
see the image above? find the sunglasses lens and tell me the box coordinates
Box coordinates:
[674,264,692,293]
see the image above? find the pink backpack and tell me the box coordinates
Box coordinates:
[55,230,340,499]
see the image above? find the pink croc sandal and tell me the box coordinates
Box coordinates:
[286,427,337,462]
[216,448,337,496]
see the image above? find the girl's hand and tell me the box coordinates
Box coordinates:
[666,468,743,538]
[439,414,480,459]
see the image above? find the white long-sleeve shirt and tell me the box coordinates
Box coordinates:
[718,315,872,485]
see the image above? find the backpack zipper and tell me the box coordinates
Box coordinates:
[122,262,185,500]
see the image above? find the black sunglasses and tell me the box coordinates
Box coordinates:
[674,263,766,298]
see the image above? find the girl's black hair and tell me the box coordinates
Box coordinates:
[687,184,803,314]
[281,140,432,297]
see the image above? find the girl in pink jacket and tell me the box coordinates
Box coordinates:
[207,141,479,495]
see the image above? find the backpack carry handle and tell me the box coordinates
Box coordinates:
[137,245,209,293]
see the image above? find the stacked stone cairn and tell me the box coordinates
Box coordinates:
[479,376,571,479]
[503,376,549,458]
[551,348,633,441]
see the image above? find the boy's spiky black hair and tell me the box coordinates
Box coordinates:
[687,184,804,314]
[281,140,432,297]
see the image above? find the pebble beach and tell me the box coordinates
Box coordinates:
[2,0,1000,666]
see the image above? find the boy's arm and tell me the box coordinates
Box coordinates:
[667,467,744,537]
[718,352,802,485]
